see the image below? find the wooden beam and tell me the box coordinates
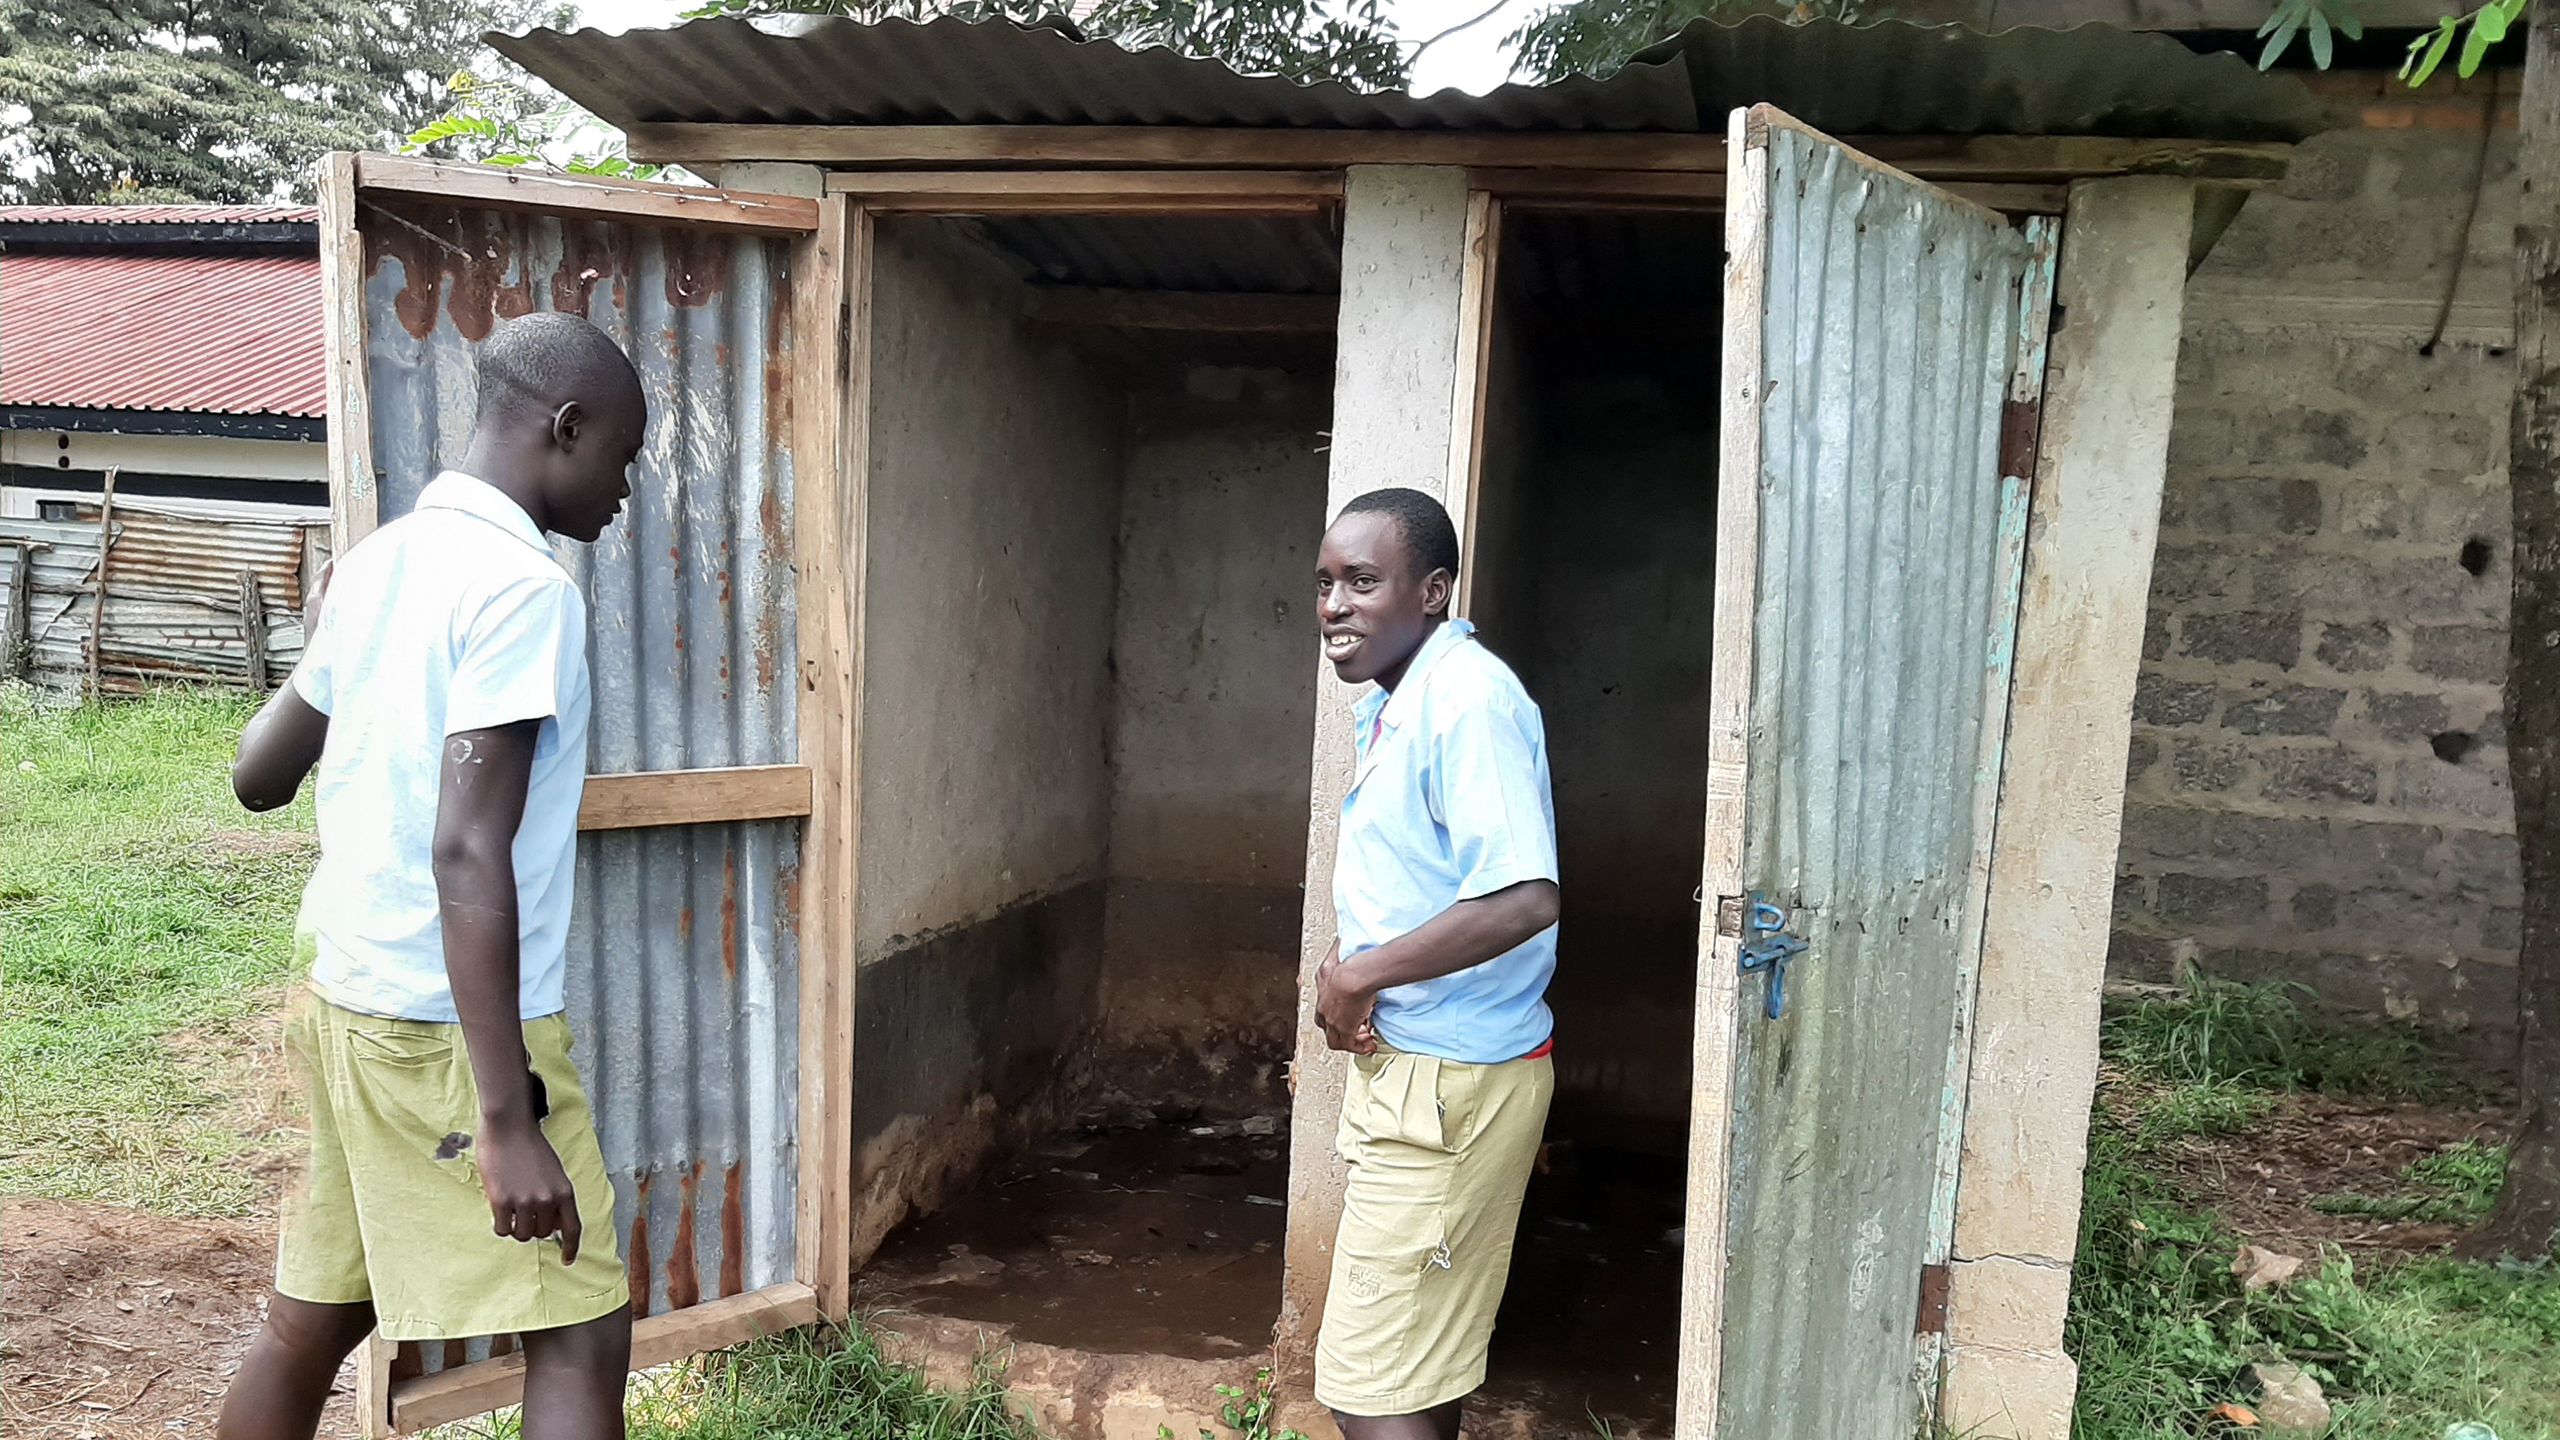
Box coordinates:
[1469,167,2068,214]
[1022,287,1338,332]
[318,153,379,554]
[630,123,2291,183]
[793,190,865,1325]
[825,169,1340,211]
[388,1283,818,1433]
[352,153,820,235]
[575,764,813,832]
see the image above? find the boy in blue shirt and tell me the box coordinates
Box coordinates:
[1310,487,1561,1440]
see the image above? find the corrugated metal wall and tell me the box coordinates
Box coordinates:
[0,509,320,695]
[353,196,803,1373]
[1716,121,2044,1439]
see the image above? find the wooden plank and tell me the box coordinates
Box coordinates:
[825,169,1340,210]
[85,466,116,701]
[792,190,865,1324]
[1674,106,1772,1440]
[318,153,381,554]
[574,765,813,832]
[355,1331,395,1440]
[387,1283,819,1433]
[1022,287,1338,333]
[631,122,2291,182]
[352,153,820,235]
[1446,190,1499,620]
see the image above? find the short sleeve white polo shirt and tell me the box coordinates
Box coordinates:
[291,472,592,1022]
[1333,619,1560,1064]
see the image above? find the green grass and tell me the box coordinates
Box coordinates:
[427,1324,1044,1440]
[2071,982,2560,1439]
[2314,1140,2511,1227]
[1,685,314,1216]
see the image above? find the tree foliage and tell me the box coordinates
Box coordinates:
[677,0,1407,88]
[0,0,566,205]
[1505,0,1866,84]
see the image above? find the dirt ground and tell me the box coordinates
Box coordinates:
[2,1199,355,1440]
[2155,1091,2515,1255]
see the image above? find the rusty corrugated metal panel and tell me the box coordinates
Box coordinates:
[0,254,326,417]
[1,205,319,225]
[352,193,802,1372]
[493,14,1689,132]
[1,511,317,694]
[1712,115,2046,1437]
[492,12,2324,142]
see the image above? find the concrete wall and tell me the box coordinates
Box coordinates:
[850,218,1126,1255]
[2111,108,2521,1054]
[1096,365,1330,1116]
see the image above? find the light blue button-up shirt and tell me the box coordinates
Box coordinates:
[1335,618,1560,1064]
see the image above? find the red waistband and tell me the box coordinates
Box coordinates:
[1518,1038,1555,1062]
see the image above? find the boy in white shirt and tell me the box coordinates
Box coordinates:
[218,312,644,1440]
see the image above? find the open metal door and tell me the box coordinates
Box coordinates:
[315,154,859,1435]
[1674,108,2057,1439]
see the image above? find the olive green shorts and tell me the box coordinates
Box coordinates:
[275,990,629,1342]
[1315,1045,1554,1417]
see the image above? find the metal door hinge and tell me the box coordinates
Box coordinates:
[1915,1262,1951,1336]
[1737,892,1806,1021]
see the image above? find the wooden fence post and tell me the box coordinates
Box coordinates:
[239,570,270,695]
[86,466,119,702]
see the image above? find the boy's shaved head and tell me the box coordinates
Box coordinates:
[474,312,644,426]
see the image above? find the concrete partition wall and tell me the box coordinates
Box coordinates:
[1097,367,1330,1118]
[847,218,1127,1262]
[1939,177,2197,1440]
[1277,165,1482,1395]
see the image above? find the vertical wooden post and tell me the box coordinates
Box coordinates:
[86,465,118,701]
[319,153,382,552]
[239,570,271,695]
[4,540,33,681]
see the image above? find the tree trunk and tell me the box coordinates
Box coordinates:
[2470,3,2560,1261]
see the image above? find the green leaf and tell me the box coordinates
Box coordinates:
[2408,15,2459,84]
[2458,13,2496,75]
[2337,4,2365,41]
[403,112,501,150]
[485,152,538,168]
[2308,5,2333,67]
[2477,2,2510,43]
[2258,8,2305,69]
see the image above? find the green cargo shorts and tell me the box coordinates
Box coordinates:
[274,990,629,1341]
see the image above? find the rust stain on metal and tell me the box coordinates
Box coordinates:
[445,217,522,343]
[778,861,802,929]
[720,850,739,980]
[664,228,732,309]
[549,220,617,316]
[629,1173,654,1317]
[672,620,685,656]
[754,488,786,693]
[384,215,447,342]
[676,905,694,943]
[720,1163,746,1298]
[1998,396,2043,482]
[667,1162,703,1310]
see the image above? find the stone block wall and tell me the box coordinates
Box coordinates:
[2109,90,2522,1056]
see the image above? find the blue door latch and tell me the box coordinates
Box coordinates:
[1737,893,1807,1021]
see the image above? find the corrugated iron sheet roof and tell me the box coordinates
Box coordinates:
[2,205,319,225]
[0,253,326,418]
[492,13,2325,142]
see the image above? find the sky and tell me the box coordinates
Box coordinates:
[566,0,1543,94]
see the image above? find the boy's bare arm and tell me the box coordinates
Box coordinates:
[233,559,333,812]
[433,718,582,1264]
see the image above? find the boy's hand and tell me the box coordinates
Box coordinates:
[478,1114,583,1264]
[1315,942,1379,1055]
